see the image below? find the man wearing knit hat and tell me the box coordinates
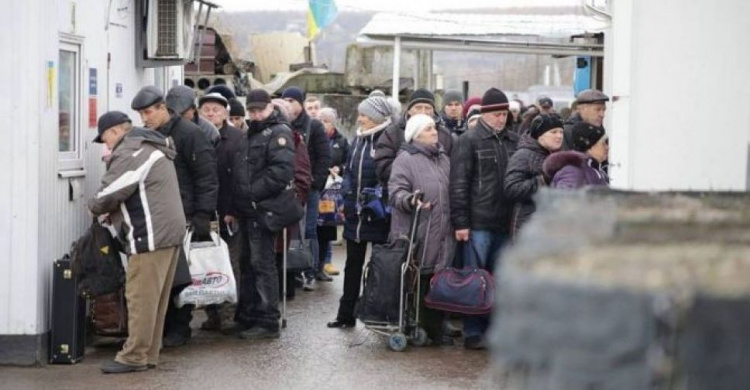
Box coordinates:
[166,85,220,146]
[449,87,519,350]
[374,88,453,187]
[440,89,465,135]
[281,86,332,290]
[228,98,248,132]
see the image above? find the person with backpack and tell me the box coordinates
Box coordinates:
[88,111,185,373]
[388,114,454,345]
[327,96,393,329]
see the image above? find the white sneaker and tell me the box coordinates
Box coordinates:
[302,276,316,291]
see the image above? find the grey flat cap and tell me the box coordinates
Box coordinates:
[131,86,165,110]
[576,89,610,104]
[198,92,228,108]
[166,85,196,114]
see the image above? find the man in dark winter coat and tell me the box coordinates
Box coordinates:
[440,89,465,134]
[231,89,295,340]
[374,88,453,187]
[197,91,245,331]
[562,89,609,150]
[282,86,332,291]
[132,85,219,347]
[449,87,519,350]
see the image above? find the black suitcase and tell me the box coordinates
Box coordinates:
[50,255,86,364]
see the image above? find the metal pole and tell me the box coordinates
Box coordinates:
[189,2,204,62]
[392,36,401,98]
[195,7,212,73]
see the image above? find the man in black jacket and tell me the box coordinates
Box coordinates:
[231,89,295,339]
[282,87,332,290]
[449,87,519,350]
[132,85,219,347]
[440,89,465,134]
[562,89,609,150]
[374,88,453,187]
[198,91,245,332]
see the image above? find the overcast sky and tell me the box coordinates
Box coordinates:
[216,0,582,13]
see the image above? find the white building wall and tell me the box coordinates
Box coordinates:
[608,0,750,191]
[0,0,182,343]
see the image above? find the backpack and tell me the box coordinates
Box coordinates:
[70,220,125,298]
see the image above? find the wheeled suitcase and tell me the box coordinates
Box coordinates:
[50,255,87,364]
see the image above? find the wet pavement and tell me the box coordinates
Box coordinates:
[1,245,498,390]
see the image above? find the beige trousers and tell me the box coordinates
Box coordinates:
[116,246,179,366]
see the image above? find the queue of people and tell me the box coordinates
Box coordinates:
[88,82,610,372]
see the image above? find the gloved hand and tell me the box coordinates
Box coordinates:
[191,212,211,241]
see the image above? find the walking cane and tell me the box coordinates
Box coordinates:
[281,227,288,329]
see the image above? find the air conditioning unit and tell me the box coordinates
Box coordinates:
[136,0,218,68]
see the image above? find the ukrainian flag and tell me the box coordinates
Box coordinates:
[307,0,338,40]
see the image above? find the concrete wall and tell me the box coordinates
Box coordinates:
[608,0,750,191]
[0,0,182,365]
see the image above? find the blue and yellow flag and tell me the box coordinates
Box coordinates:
[307,0,338,40]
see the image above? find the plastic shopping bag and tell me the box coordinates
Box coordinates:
[177,230,237,308]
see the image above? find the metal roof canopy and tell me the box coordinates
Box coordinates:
[357,12,607,97]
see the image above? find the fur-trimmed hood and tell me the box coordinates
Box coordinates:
[543,151,588,178]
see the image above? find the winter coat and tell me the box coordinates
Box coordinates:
[343,120,391,243]
[374,115,453,187]
[504,134,552,238]
[388,142,453,274]
[194,114,220,147]
[291,130,313,203]
[543,151,610,189]
[215,122,244,218]
[232,108,296,219]
[155,113,218,219]
[290,111,331,192]
[450,118,519,233]
[440,111,464,135]
[89,128,186,255]
[328,128,350,174]
[561,113,582,151]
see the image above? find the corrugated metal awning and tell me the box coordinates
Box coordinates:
[360,12,608,39]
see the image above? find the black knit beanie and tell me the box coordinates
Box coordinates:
[229,98,245,117]
[480,88,509,113]
[529,114,564,139]
[571,123,606,152]
[407,88,436,111]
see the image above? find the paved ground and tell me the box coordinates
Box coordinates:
[1,245,499,390]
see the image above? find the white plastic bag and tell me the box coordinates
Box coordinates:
[177,230,237,308]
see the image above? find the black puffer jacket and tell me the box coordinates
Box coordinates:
[374,115,453,187]
[328,128,350,174]
[290,111,331,191]
[155,113,218,219]
[450,118,519,233]
[232,109,296,218]
[215,122,244,218]
[504,134,551,238]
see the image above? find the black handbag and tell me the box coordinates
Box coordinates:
[257,188,305,233]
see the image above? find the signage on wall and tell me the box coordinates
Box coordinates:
[88,68,98,128]
[115,83,123,98]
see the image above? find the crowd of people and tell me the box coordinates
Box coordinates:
[88,82,610,373]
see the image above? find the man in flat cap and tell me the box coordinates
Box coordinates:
[89,111,185,373]
[166,85,220,146]
[197,91,245,332]
[131,85,219,347]
[562,89,609,150]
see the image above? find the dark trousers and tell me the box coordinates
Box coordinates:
[336,239,371,322]
[317,237,330,273]
[237,219,280,331]
[418,272,444,341]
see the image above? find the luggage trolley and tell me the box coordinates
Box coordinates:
[360,192,428,352]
